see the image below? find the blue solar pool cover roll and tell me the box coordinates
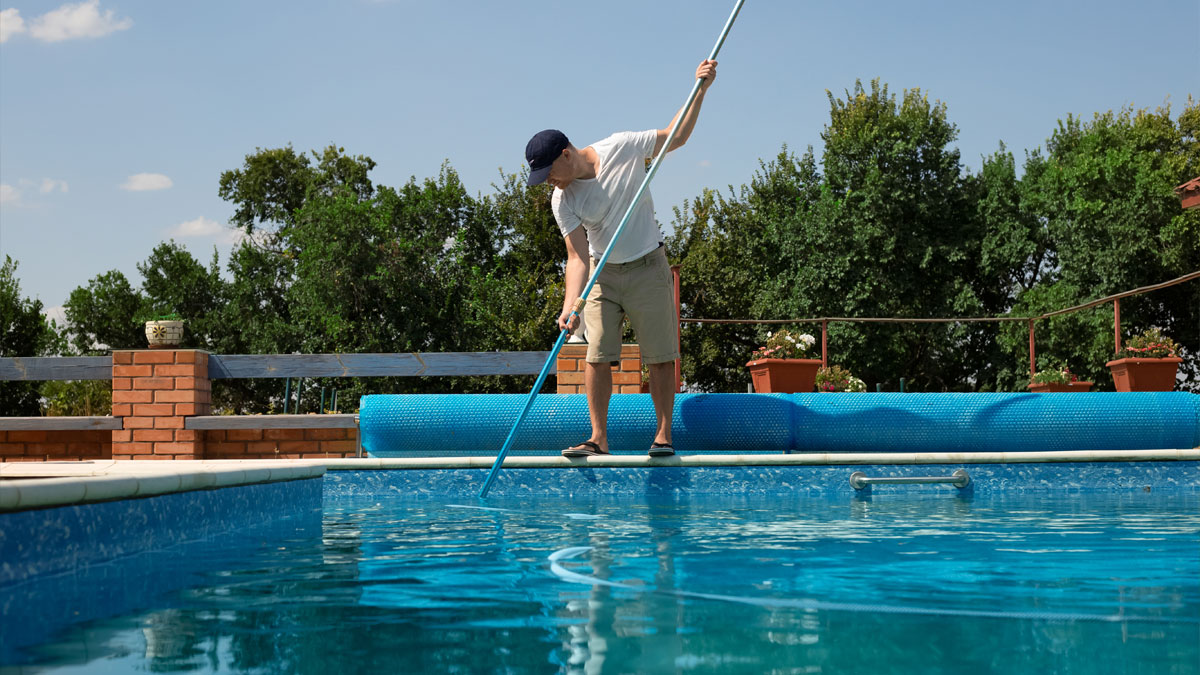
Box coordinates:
[359,392,1199,456]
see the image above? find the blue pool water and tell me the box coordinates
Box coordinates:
[2,487,1197,673]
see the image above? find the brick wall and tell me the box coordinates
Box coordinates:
[203,428,357,459]
[108,349,361,460]
[112,350,211,460]
[0,430,111,462]
[556,344,644,394]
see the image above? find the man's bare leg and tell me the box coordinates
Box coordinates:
[575,361,612,453]
[648,361,675,447]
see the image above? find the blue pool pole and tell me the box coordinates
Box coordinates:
[479,0,747,498]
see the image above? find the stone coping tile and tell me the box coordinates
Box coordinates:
[0,460,326,512]
[317,449,1200,470]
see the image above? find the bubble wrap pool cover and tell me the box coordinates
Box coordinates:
[358,392,1200,456]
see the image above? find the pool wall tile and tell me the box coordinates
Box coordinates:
[322,461,1200,499]
[0,477,322,586]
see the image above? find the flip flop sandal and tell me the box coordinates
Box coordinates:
[648,442,675,457]
[562,440,608,458]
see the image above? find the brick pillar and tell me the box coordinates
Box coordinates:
[556,344,643,394]
[112,350,210,459]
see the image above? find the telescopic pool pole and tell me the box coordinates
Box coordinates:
[478,0,747,498]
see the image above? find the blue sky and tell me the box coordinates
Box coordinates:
[1,0,1196,321]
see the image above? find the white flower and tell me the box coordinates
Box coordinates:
[766,331,772,338]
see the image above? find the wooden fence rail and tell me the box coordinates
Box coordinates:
[0,352,554,382]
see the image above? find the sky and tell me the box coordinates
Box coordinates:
[1,0,1197,322]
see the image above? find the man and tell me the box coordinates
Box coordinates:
[524,60,718,458]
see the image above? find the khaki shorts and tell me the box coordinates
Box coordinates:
[583,245,680,364]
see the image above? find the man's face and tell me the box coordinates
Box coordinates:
[545,151,572,189]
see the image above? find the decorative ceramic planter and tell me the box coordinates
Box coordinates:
[746,358,822,394]
[1105,357,1182,392]
[1028,381,1093,393]
[145,320,184,349]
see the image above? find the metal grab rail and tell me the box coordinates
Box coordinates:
[849,469,971,490]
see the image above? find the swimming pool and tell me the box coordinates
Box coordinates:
[2,467,1197,674]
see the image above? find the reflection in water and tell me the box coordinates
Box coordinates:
[2,493,1197,674]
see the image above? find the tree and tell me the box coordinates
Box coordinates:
[672,81,992,392]
[208,146,569,410]
[138,241,227,350]
[211,145,377,411]
[63,270,145,353]
[0,257,57,414]
[998,100,1200,391]
[668,147,823,392]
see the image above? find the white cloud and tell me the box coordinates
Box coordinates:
[40,178,69,194]
[169,216,240,243]
[698,159,712,168]
[29,0,131,43]
[0,184,19,204]
[120,172,173,191]
[0,8,26,43]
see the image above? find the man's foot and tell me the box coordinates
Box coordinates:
[648,442,675,457]
[562,440,609,457]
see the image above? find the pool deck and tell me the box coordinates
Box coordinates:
[1,449,1198,512]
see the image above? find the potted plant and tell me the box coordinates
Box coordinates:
[815,365,867,392]
[1105,328,1182,392]
[144,312,184,349]
[746,329,821,393]
[1028,362,1092,393]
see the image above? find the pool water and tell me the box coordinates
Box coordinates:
[4,490,1198,674]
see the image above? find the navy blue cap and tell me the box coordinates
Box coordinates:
[525,129,569,186]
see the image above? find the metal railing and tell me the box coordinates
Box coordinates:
[677,270,1199,378]
[849,469,971,490]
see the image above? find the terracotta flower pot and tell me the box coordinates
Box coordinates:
[746,358,822,394]
[1028,381,1093,393]
[1105,357,1182,392]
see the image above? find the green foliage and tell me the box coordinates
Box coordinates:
[137,241,224,348]
[40,379,112,416]
[63,269,144,352]
[674,80,999,392]
[667,149,822,391]
[997,101,1200,391]
[1,256,58,414]
[670,84,1197,393]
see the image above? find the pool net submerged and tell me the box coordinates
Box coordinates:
[358,392,1199,457]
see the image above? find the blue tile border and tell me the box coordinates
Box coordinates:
[322,461,1200,499]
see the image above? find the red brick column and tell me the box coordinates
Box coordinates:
[556,344,643,394]
[112,350,210,459]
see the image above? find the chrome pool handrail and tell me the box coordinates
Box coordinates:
[849,469,971,490]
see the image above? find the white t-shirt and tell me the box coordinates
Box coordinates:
[551,129,663,264]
